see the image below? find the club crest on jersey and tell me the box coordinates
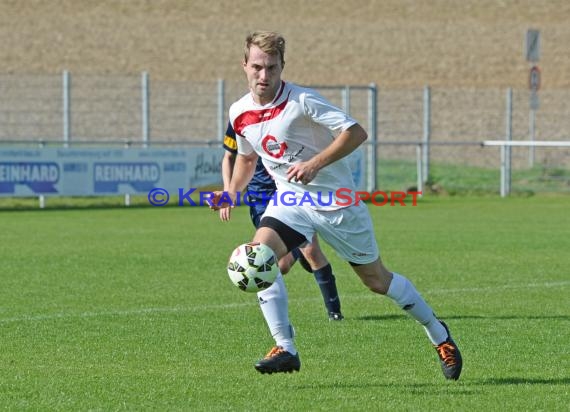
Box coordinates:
[261,135,288,158]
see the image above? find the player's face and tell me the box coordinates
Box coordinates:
[243,45,283,105]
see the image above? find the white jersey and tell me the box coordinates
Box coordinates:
[229,81,358,211]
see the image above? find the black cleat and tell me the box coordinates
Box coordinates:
[328,312,344,321]
[435,321,463,380]
[254,346,301,374]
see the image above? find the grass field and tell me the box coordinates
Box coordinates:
[1,196,569,410]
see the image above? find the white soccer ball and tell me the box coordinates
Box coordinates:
[227,242,278,292]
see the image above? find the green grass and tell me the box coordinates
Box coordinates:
[0,196,569,411]
[377,159,570,195]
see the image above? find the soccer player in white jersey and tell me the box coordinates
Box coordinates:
[220,121,344,321]
[211,31,462,380]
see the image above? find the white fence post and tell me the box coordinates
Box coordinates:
[217,79,225,141]
[504,88,513,196]
[141,71,150,148]
[529,100,536,167]
[342,85,351,115]
[422,85,431,183]
[62,70,71,148]
[368,83,378,192]
[124,140,131,207]
[416,144,423,196]
[500,144,507,197]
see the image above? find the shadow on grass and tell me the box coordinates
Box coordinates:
[290,381,480,395]
[355,314,569,321]
[475,377,570,386]
[354,314,406,321]
[290,377,568,393]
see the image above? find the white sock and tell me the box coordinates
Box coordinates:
[256,272,297,354]
[386,273,448,345]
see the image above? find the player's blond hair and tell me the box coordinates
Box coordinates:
[244,31,286,67]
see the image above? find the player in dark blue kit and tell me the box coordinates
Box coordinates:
[220,122,343,321]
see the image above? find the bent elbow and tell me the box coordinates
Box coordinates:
[349,123,368,144]
[356,127,368,145]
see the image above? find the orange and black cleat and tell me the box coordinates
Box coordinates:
[435,321,463,380]
[254,346,301,374]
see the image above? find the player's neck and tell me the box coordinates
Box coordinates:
[254,96,275,106]
[251,82,284,106]
[252,92,276,106]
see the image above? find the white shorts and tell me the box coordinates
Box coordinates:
[261,202,379,265]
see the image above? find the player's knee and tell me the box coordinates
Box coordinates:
[279,263,291,275]
[301,247,328,268]
[278,254,295,275]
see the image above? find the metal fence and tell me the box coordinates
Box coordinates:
[1,72,569,194]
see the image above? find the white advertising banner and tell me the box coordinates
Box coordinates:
[0,147,224,197]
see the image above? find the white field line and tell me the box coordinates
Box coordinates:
[1,280,568,324]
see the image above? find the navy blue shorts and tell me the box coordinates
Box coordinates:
[249,202,267,229]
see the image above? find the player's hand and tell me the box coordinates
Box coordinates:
[208,190,236,211]
[286,161,318,185]
[219,207,232,221]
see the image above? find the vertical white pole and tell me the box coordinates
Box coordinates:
[217,79,225,140]
[367,84,378,192]
[38,140,46,208]
[416,144,423,196]
[342,86,351,115]
[63,70,71,148]
[422,85,431,183]
[529,108,536,167]
[141,71,150,148]
[505,88,513,195]
[500,145,506,197]
[124,140,131,207]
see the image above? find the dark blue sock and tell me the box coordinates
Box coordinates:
[313,264,341,314]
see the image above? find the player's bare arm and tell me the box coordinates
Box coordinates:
[219,151,237,221]
[286,123,367,184]
[210,151,258,210]
[221,150,236,189]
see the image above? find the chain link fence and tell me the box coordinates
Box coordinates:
[1,73,568,194]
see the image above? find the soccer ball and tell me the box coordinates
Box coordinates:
[227,242,278,292]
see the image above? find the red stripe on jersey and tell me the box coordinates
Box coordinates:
[233,86,290,137]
